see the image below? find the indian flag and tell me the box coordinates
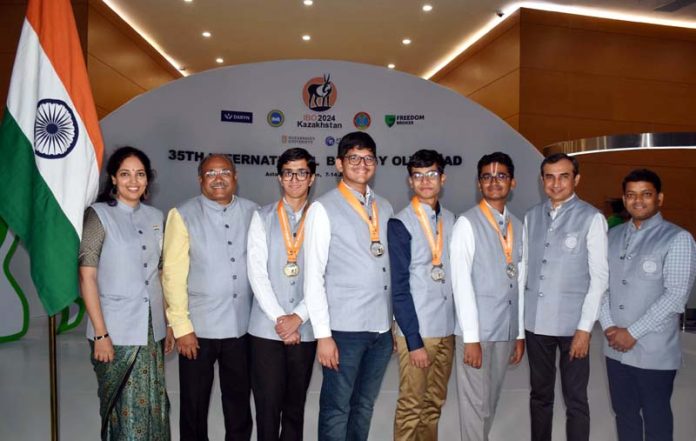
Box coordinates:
[0,0,103,316]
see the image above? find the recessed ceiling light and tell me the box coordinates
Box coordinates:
[184,0,193,3]
[387,64,396,69]
[304,0,313,5]
[215,57,224,64]
[302,34,311,41]
[402,38,412,45]
[179,66,187,71]
[422,4,433,12]
[202,31,211,38]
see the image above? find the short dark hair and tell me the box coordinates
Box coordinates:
[477,152,515,178]
[541,153,579,176]
[97,146,155,206]
[337,131,376,158]
[198,154,235,176]
[622,168,662,193]
[406,149,446,175]
[277,148,317,174]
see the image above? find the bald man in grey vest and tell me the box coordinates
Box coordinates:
[599,169,696,441]
[523,153,608,441]
[163,154,258,441]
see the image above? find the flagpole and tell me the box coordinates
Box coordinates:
[49,314,59,441]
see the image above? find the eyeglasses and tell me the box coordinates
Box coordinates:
[280,169,311,181]
[344,154,377,166]
[479,173,511,183]
[202,169,233,179]
[411,170,441,182]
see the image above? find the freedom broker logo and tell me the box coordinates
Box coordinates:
[221,110,253,124]
[384,113,425,127]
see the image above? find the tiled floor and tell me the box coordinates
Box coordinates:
[2,320,696,440]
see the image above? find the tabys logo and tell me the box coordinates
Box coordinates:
[302,74,337,112]
[221,110,253,124]
[267,110,285,127]
[353,112,371,130]
[384,113,425,127]
[281,135,315,145]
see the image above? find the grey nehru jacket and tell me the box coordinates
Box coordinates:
[177,194,258,339]
[525,197,598,336]
[462,205,523,342]
[248,202,314,341]
[604,214,688,370]
[394,203,455,338]
[87,201,166,345]
[319,187,393,332]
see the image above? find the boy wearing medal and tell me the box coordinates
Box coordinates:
[247,148,317,441]
[304,131,394,441]
[451,152,525,441]
[388,149,456,441]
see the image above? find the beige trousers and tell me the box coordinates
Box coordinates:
[394,335,455,441]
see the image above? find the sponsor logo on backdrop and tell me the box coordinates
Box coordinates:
[302,74,337,112]
[325,136,342,147]
[384,113,425,127]
[266,110,285,127]
[221,110,253,124]
[297,74,343,129]
[281,135,316,145]
[353,112,371,130]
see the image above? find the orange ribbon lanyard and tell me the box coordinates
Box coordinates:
[478,199,513,265]
[277,199,306,264]
[411,196,443,266]
[337,181,380,243]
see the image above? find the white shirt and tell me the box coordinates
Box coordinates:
[523,194,609,333]
[451,202,526,343]
[246,204,309,325]
[303,184,389,339]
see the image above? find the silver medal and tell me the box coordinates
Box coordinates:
[370,241,385,257]
[431,265,446,282]
[505,263,517,279]
[283,262,300,277]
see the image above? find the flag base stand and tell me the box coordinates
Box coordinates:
[49,315,59,441]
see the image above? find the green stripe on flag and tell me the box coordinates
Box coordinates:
[0,109,80,316]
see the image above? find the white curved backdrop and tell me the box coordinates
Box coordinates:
[1,60,544,333]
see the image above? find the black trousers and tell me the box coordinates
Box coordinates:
[526,331,590,441]
[250,335,317,441]
[179,335,252,441]
[606,357,676,441]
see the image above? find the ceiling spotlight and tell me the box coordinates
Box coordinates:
[387,64,396,69]
[303,0,313,5]
[202,31,211,38]
[215,57,224,64]
[422,4,433,12]
[302,34,311,41]
[184,0,193,3]
[402,38,412,45]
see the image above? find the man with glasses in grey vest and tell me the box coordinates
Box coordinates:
[599,169,695,441]
[163,154,258,441]
[304,131,394,441]
[451,152,525,441]
[523,153,608,441]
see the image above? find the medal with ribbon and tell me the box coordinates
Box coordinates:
[479,200,516,278]
[338,181,384,257]
[277,200,306,277]
[411,196,445,282]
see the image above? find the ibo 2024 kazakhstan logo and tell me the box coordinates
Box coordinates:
[298,74,343,129]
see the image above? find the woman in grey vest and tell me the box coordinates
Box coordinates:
[79,146,172,440]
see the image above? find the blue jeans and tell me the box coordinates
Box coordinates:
[606,357,676,441]
[318,330,393,441]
